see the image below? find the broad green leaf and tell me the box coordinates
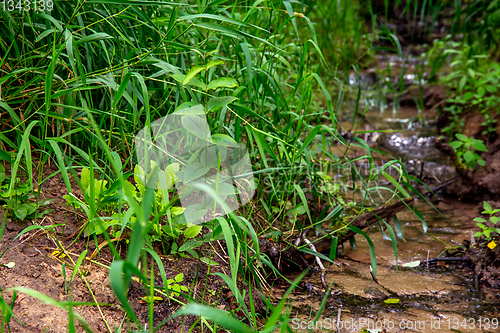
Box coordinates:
[455,133,468,142]
[207,96,237,112]
[212,134,238,147]
[468,68,475,79]
[200,146,224,168]
[472,140,488,152]
[183,65,205,85]
[459,76,467,91]
[81,168,91,189]
[186,77,207,90]
[463,150,474,163]
[207,77,238,90]
[178,237,203,250]
[477,86,485,97]
[463,91,474,101]
[215,183,237,196]
[171,73,185,82]
[173,103,205,116]
[183,205,208,223]
[200,257,218,266]
[205,60,224,70]
[181,115,212,141]
[183,162,210,183]
[165,163,180,188]
[170,206,185,216]
[14,206,28,220]
[184,224,203,238]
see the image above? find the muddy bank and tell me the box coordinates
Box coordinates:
[286,199,500,333]
[0,164,262,332]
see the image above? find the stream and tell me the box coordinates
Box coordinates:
[284,105,500,332]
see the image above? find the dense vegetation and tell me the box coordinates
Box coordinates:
[1,0,500,331]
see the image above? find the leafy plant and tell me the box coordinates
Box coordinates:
[441,105,465,137]
[0,165,53,221]
[481,112,498,136]
[0,0,427,331]
[449,134,487,170]
[166,273,189,298]
[474,201,500,240]
[63,164,205,254]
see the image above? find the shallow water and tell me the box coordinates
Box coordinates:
[286,106,500,332]
[287,199,500,333]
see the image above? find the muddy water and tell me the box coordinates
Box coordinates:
[288,198,500,333]
[286,107,500,332]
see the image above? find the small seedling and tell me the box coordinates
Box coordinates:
[166,273,189,297]
[473,201,500,241]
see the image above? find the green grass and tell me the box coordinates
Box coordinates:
[0,1,440,332]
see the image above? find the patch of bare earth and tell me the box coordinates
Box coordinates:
[0,165,258,332]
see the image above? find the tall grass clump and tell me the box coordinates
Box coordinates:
[0,0,422,331]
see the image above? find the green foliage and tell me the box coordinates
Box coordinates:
[166,273,189,298]
[0,0,424,331]
[440,105,465,137]
[63,164,205,255]
[0,165,53,221]
[474,201,500,240]
[425,39,500,138]
[301,0,371,73]
[449,134,487,170]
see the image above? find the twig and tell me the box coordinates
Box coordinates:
[302,238,328,290]
[426,250,430,274]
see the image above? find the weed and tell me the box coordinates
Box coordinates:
[166,273,189,298]
[449,134,487,170]
[474,201,500,241]
[0,0,429,331]
[0,165,53,221]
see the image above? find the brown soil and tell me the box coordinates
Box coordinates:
[0,164,261,332]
